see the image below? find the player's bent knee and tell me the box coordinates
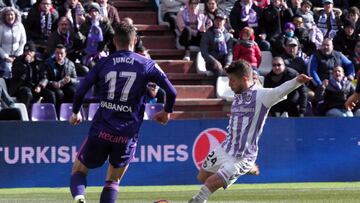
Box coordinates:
[197,169,213,183]
[72,158,89,175]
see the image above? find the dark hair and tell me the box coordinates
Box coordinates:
[348,6,360,16]
[204,0,218,14]
[301,0,312,7]
[225,59,253,78]
[113,22,137,47]
[55,44,66,50]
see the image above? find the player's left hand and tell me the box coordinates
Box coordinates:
[69,112,82,125]
[153,110,170,125]
[296,74,312,84]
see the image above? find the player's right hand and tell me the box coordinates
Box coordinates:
[69,112,82,125]
[296,74,312,84]
[153,110,170,125]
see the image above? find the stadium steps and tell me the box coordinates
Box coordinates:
[113,0,231,119]
[141,36,176,49]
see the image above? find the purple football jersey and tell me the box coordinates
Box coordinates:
[73,50,177,137]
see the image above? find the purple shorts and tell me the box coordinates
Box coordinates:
[77,130,137,169]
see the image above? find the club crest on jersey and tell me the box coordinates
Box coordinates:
[192,128,227,170]
[243,92,253,104]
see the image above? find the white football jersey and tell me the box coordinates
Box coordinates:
[221,78,302,160]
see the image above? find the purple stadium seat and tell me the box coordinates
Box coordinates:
[31,103,57,121]
[144,103,164,120]
[87,103,100,121]
[59,103,84,121]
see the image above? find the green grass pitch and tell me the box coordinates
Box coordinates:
[0,182,359,202]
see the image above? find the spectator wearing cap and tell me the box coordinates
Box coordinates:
[229,0,270,51]
[0,7,26,79]
[271,22,298,57]
[298,0,315,27]
[264,56,308,117]
[292,15,317,56]
[176,0,207,61]
[9,42,54,109]
[333,19,357,57]
[25,0,59,49]
[78,2,114,67]
[58,0,86,33]
[200,11,234,76]
[281,37,307,74]
[40,44,78,111]
[314,0,342,39]
[308,38,355,89]
[259,0,294,47]
[233,26,261,68]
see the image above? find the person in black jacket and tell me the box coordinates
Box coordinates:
[264,56,308,117]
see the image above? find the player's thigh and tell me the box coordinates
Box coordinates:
[106,164,129,182]
[77,136,110,169]
[108,137,137,168]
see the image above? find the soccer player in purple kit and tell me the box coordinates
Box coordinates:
[188,60,312,203]
[68,22,177,203]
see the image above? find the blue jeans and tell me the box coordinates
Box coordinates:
[326,108,353,117]
[0,58,12,79]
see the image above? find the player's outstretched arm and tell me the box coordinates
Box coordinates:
[153,110,170,125]
[69,112,83,125]
[296,74,312,84]
[345,93,360,111]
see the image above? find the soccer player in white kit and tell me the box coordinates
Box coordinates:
[189,59,312,203]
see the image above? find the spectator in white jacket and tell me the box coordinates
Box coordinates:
[0,7,26,79]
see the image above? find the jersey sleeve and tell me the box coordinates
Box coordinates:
[146,61,177,113]
[72,60,103,114]
[260,77,302,108]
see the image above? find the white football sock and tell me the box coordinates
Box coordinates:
[193,185,212,202]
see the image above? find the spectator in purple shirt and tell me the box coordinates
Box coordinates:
[68,22,177,203]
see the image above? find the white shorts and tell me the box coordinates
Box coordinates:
[201,146,255,188]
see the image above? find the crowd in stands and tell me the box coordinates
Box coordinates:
[0,0,360,120]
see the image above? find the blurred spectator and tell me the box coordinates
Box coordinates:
[260,0,294,45]
[95,0,120,26]
[47,16,88,76]
[0,7,26,79]
[308,21,324,49]
[281,37,307,74]
[203,0,218,30]
[298,0,315,27]
[25,0,59,49]
[314,65,359,117]
[200,12,233,75]
[270,22,297,57]
[293,15,316,56]
[253,0,269,8]
[79,2,114,67]
[287,0,302,15]
[145,82,165,104]
[57,0,86,32]
[344,6,360,35]
[314,0,342,39]
[264,56,307,117]
[40,44,77,110]
[160,0,186,34]
[233,26,261,68]
[9,42,54,109]
[0,79,21,120]
[217,0,236,16]
[308,38,355,88]
[229,0,269,50]
[333,19,357,57]
[176,0,206,61]
[350,39,360,76]
[311,0,349,10]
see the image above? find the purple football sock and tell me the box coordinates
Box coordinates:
[70,172,87,198]
[99,180,119,203]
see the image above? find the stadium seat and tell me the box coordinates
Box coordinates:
[87,103,100,121]
[14,103,29,121]
[258,51,273,76]
[59,103,84,121]
[196,52,214,76]
[31,103,57,121]
[216,76,234,101]
[144,103,164,120]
